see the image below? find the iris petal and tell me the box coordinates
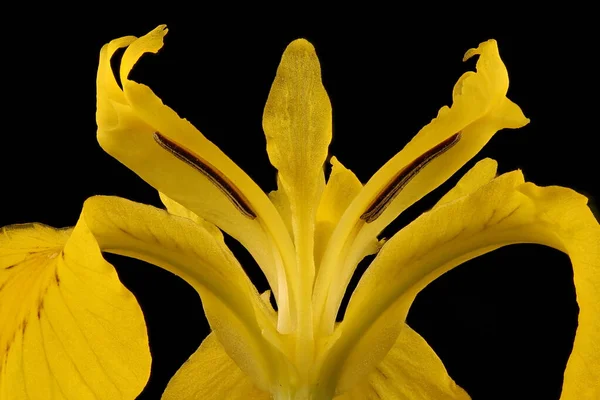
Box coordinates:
[314,157,377,272]
[0,221,150,399]
[336,323,469,399]
[84,196,280,391]
[161,333,270,400]
[263,39,333,346]
[263,38,332,285]
[320,163,599,399]
[1,194,286,397]
[435,158,498,207]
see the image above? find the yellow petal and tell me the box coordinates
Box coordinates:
[159,192,205,225]
[162,333,270,400]
[81,196,281,391]
[263,38,332,289]
[268,177,294,239]
[322,166,599,398]
[335,324,469,399]
[262,39,332,347]
[96,26,297,332]
[0,223,150,399]
[435,158,498,207]
[314,157,379,271]
[1,194,285,396]
[314,39,530,334]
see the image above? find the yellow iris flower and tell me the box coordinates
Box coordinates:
[1,25,598,400]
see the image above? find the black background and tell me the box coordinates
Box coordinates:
[2,9,597,400]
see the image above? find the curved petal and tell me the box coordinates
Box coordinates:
[0,223,150,399]
[314,40,530,334]
[81,196,282,391]
[162,333,270,400]
[96,25,297,332]
[320,166,599,398]
[335,323,469,400]
[263,37,332,289]
[1,195,285,397]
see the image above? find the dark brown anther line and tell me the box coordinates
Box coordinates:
[153,132,257,219]
[361,132,462,223]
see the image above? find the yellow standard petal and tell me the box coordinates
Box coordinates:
[262,39,333,357]
[320,163,599,399]
[0,222,150,399]
[314,157,369,271]
[263,38,332,283]
[434,158,498,207]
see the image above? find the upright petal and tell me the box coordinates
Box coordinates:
[263,39,332,340]
[96,26,297,332]
[434,158,498,207]
[314,40,530,334]
[268,177,294,239]
[319,165,599,399]
[314,157,380,271]
[162,333,270,400]
[0,223,150,399]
